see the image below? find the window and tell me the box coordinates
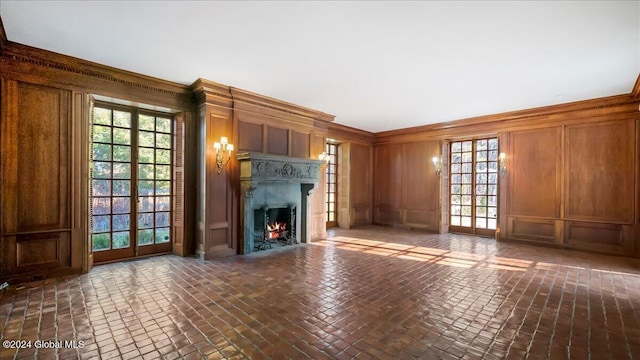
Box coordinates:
[325,142,337,227]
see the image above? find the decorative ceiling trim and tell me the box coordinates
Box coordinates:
[0,17,6,54]
[2,41,191,98]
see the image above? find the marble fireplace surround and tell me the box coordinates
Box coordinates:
[236,152,323,254]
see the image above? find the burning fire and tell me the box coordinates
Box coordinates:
[267,222,287,239]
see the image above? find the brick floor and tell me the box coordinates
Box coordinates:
[1,226,640,359]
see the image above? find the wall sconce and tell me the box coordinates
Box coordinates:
[432,156,441,177]
[318,152,330,164]
[499,152,506,175]
[213,136,234,174]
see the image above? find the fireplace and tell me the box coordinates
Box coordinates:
[236,152,322,254]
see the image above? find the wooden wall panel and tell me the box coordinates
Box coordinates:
[267,126,288,155]
[205,113,235,257]
[508,217,556,242]
[565,222,623,247]
[3,83,70,232]
[351,144,371,208]
[238,120,263,152]
[510,128,560,218]
[565,120,635,223]
[373,143,403,224]
[350,143,372,226]
[374,144,402,208]
[402,141,438,211]
[291,130,310,158]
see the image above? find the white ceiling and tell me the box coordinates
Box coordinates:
[1,1,639,132]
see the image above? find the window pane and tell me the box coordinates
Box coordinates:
[156,133,171,149]
[93,162,111,178]
[450,216,461,226]
[112,180,130,196]
[156,118,171,133]
[155,212,170,227]
[92,180,110,196]
[92,197,110,215]
[155,196,170,211]
[112,197,130,214]
[92,215,110,232]
[93,125,111,143]
[113,128,131,145]
[476,218,487,229]
[461,217,471,227]
[139,197,154,212]
[113,145,131,162]
[139,131,155,147]
[139,148,154,163]
[113,214,130,231]
[93,144,111,161]
[138,213,154,229]
[112,231,130,249]
[155,228,170,243]
[113,163,131,179]
[488,219,497,230]
[138,180,154,196]
[139,164,155,179]
[113,111,131,128]
[139,115,155,131]
[451,142,461,152]
[156,165,171,180]
[156,149,171,164]
[138,229,154,245]
[476,207,487,217]
[93,108,111,125]
[156,181,170,195]
[92,233,110,251]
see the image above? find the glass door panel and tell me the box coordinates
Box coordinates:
[90,106,172,263]
[91,108,135,262]
[136,115,172,256]
[325,142,337,227]
[449,137,499,236]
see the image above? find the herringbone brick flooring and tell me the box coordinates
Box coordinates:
[1,226,640,359]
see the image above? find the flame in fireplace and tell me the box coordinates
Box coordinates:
[267,222,287,239]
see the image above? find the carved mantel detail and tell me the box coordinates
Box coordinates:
[236,152,324,182]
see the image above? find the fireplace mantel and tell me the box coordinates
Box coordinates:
[236,152,324,254]
[236,152,324,183]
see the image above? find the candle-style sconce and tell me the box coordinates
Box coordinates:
[499,152,506,175]
[213,136,234,174]
[432,156,441,177]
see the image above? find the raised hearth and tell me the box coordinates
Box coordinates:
[236,152,323,254]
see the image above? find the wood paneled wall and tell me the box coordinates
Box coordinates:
[1,38,196,283]
[375,95,640,258]
[373,141,440,231]
[327,123,375,229]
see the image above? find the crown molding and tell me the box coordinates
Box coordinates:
[375,91,638,142]
[230,87,335,123]
[632,73,640,99]
[0,16,7,54]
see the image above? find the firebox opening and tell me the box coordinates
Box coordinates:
[253,206,297,251]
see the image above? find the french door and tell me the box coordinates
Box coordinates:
[325,142,337,227]
[449,138,499,236]
[90,104,173,263]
